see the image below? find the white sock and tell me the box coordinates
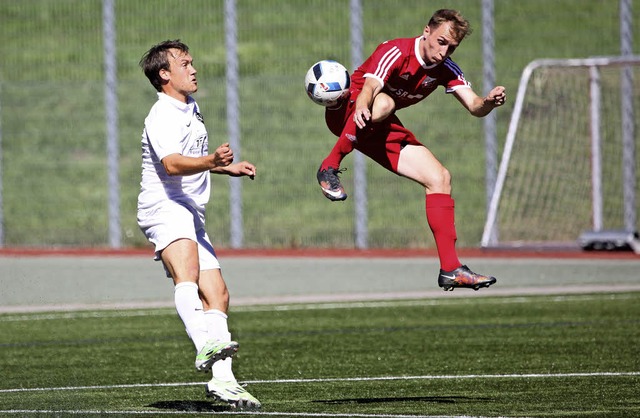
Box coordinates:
[174,282,209,353]
[205,309,237,382]
[204,309,231,341]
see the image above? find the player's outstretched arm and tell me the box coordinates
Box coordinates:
[454,85,506,117]
[162,142,234,176]
[211,161,256,179]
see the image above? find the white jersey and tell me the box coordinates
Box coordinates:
[137,92,210,215]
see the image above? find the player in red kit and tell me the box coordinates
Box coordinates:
[317,9,506,291]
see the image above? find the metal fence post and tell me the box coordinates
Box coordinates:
[225,0,243,248]
[620,0,636,232]
[351,0,367,249]
[482,0,497,245]
[103,0,121,248]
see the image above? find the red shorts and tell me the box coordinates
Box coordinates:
[325,90,424,173]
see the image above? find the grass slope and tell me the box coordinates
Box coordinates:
[0,0,637,247]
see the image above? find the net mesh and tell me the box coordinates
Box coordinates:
[494,64,640,245]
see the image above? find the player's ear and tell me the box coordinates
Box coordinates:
[159,69,171,81]
[423,25,430,38]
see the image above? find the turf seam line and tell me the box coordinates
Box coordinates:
[1,371,638,393]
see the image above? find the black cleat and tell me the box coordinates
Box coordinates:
[438,265,497,291]
[317,166,348,201]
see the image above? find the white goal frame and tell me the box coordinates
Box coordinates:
[482,55,640,252]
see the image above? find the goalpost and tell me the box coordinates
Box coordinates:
[482,55,640,253]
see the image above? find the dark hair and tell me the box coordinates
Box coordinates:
[139,40,190,92]
[428,9,472,42]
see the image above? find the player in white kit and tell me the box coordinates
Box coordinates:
[137,40,260,410]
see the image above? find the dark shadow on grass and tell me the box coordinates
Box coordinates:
[314,395,492,405]
[147,400,230,412]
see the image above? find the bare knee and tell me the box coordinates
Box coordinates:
[424,166,452,194]
[371,93,395,122]
[397,144,452,194]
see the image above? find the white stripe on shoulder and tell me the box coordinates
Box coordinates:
[373,46,402,81]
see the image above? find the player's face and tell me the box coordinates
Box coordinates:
[421,22,459,65]
[162,49,198,101]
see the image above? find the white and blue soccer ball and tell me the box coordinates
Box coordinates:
[304,60,351,107]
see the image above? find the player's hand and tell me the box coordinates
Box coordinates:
[354,107,371,129]
[212,142,234,167]
[225,161,256,179]
[487,86,506,107]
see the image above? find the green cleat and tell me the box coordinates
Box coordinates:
[195,339,238,372]
[205,378,261,410]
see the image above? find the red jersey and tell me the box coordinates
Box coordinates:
[351,37,471,110]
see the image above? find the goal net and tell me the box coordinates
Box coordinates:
[482,56,640,251]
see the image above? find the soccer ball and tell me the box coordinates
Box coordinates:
[304,60,351,107]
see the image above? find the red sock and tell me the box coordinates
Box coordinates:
[425,193,461,272]
[321,134,355,170]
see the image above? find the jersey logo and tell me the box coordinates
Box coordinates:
[386,85,425,100]
[188,135,207,155]
[422,76,438,89]
[400,72,411,80]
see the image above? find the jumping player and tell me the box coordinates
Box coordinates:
[316,9,505,291]
[137,40,260,409]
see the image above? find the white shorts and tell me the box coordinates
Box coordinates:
[137,200,220,277]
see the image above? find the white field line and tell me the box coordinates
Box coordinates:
[1,292,638,322]
[0,411,478,418]
[1,373,637,418]
[0,371,638,394]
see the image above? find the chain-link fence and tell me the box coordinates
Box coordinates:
[0,0,636,249]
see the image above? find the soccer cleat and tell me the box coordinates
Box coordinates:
[438,265,497,291]
[317,166,348,201]
[205,378,262,410]
[195,339,239,372]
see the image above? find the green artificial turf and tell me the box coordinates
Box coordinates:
[1,292,638,416]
